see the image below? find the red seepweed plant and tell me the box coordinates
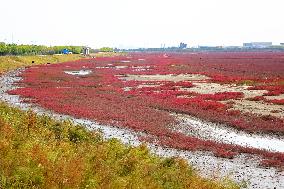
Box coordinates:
[9,52,284,168]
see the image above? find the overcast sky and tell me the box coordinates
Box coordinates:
[1,0,283,48]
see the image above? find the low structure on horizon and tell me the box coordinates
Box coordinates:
[243,42,272,48]
[83,47,90,55]
[179,42,187,49]
[62,49,72,54]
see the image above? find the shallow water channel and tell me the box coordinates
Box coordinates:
[175,114,284,153]
[64,70,92,76]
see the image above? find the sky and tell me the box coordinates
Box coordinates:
[0,0,283,48]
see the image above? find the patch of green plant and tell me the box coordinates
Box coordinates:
[236,80,256,86]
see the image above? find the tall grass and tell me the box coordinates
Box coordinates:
[0,103,239,188]
[0,54,84,74]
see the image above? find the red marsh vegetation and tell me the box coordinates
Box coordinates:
[9,52,284,168]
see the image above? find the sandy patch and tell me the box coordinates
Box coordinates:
[120,74,210,82]
[229,100,284,119]
[123,87,133,91]
[137,84,160,88]
[115,65,128,69]
[96,65,128,69]
[183,83,268,99]
[264,94,284,100]
[64,70,92,76]
[131,65,152,72]
[178,81,283,118]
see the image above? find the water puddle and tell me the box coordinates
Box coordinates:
[64,70,92,76]
[175,114,284,152]
[132,65,152,71]
[115,66,128,69]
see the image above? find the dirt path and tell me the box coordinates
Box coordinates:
[1,70,284,189]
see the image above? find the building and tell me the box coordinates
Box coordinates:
[243,43,252,48]
[179,42,187,49]
[83,47,90,55]
[243,42,272,48]
[280,43,284,46]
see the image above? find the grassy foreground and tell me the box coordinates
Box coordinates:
[0,54,84,74]
[0,55,240,188]
[0,103,239,188]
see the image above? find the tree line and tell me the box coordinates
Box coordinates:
[0,42,83,56]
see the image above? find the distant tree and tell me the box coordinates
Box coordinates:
[0,42,7,55]
[0,43,83,56]
[99,47,114,52]
[70,46,83,54]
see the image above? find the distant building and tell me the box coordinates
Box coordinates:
[179,42,187,49]
[198,46,222,50]
[83,47,90,55]
[224,46,242,49]
[243,42,272,48]
[280,43,284,46]
[243,43,252,48]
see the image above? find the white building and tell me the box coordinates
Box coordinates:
[83,47,90,55]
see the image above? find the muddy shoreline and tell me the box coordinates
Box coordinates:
[172,114,284,152]
[1,69,284,189]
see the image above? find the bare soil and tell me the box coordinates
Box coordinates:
[229,100,284,119]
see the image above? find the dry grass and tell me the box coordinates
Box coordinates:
[0,53,126,74]
[0,54,84,74]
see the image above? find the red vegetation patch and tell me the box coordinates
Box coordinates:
[246,96,266,101]
[246,95,284,105]
[197,92,244,101]
[248,85,284,96]
[267,99,284,105]
[8,52,284,168]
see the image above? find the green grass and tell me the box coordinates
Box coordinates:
[0,54,84,74]
[0,103,239,189]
